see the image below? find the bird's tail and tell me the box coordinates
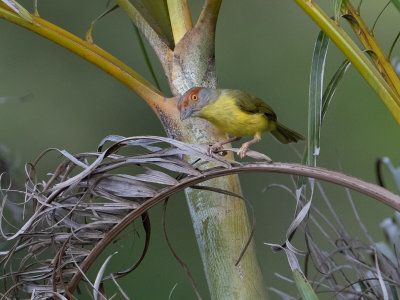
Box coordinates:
[271,122,305,144]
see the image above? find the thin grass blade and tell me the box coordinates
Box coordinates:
[389,31,400,60]
[371,2,391,33]
[86,5,118,43]
[322,59,351,120]
[133,23,162,91]
[298,31,329,190]
[110,274,131,300]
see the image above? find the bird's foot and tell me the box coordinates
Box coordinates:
[207,137,241,156]
[237,136,260,158]
[238,144,249,158]
[207,142,227,156]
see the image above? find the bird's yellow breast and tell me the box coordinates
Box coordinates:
[199,94,275,137]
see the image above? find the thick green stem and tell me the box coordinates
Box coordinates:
[179,123,266,299]
[167,0,266,298]
[0,8,164,109]
[342,0,400,98]
[167,0,193,44]
[187,180,264,299]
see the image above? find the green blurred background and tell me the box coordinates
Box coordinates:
[1,0,399,298]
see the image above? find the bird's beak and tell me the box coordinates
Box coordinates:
[180,107,193,120]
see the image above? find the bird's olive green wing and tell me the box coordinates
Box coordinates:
[228,90,277,121]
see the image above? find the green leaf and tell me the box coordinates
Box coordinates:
[293,269,319,300]
[308,30,329,167]
[1,0,32,22]
[322,59,350,120]
[128,0,174,48]
[372,2,391,33]
[299,32,349,191]
[390,0,400,13]
[333,0,344,21]
[298,31,330,190]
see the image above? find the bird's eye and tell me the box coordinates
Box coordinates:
[191,94,198,101]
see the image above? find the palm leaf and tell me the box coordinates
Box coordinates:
[308,30,329,167]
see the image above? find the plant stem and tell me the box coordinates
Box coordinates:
[167,0,193,44]
[0,8,164,108]
[342,0,400,98]
[169,0,266,297]
[196,0,222,26]
[292,0,400,125]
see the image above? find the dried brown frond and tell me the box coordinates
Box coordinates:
[0,135,268,298]
[268,180,400,299]
[0,135,399,298]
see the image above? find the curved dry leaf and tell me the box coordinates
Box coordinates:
[98,135,162,152]
[0,135,249,296]
[1,135,399,298]
[93,175,159,198]
[94,252,117,300]
[131,167,179,185]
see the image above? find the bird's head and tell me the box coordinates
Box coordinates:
[177,87,216,120]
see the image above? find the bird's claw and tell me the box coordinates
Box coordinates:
[208,142,223,153]
[207,142,227,156]
[238,145,249,158]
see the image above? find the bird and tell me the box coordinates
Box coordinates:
[178,87,304,158]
